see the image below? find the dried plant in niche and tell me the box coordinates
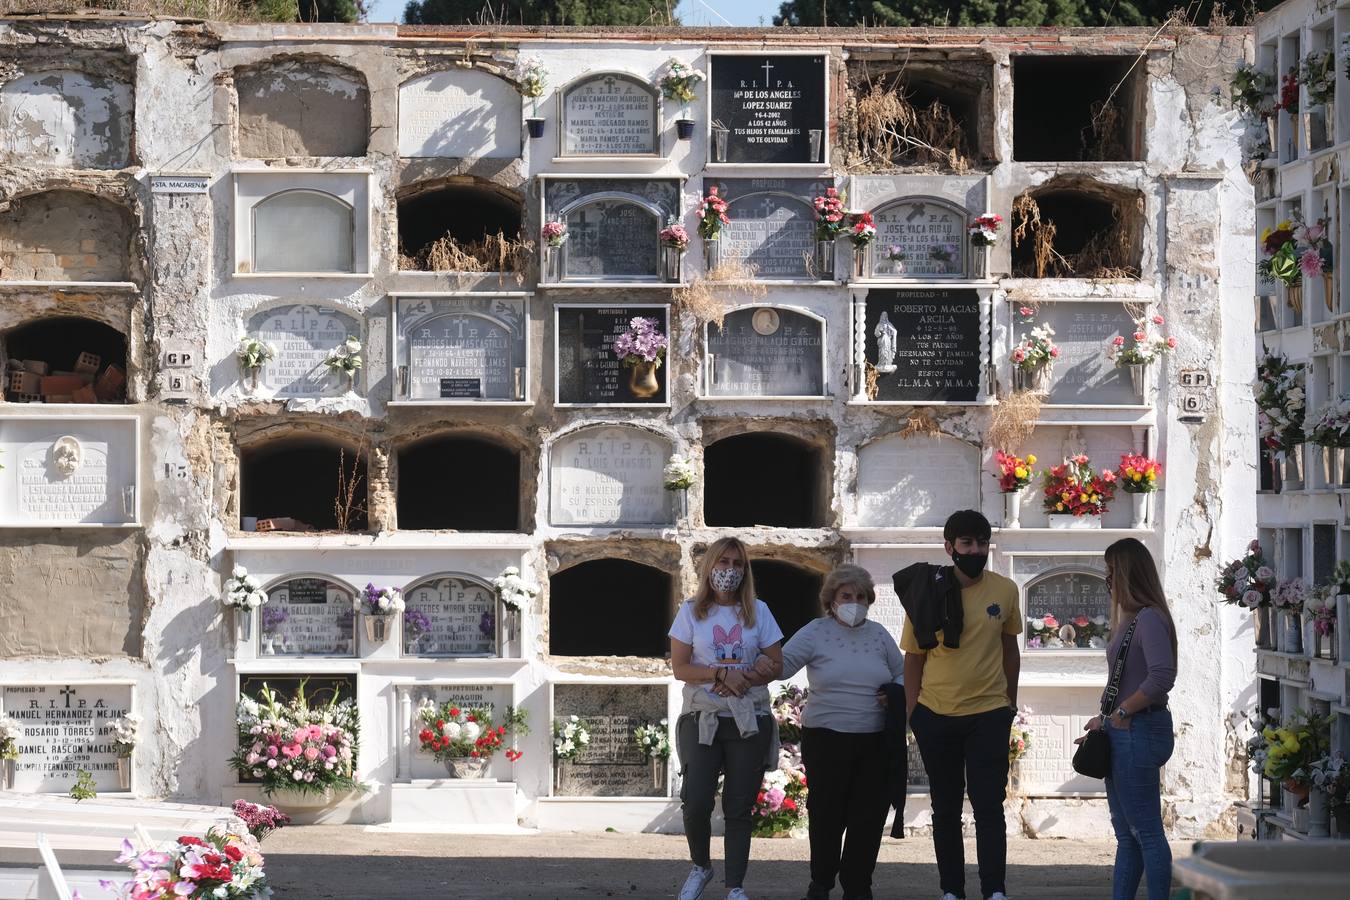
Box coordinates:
[1012,190,1140,280]
[899,411,942,440]
[674,259,767,328]
[1083,98,1127,161]
[334,443,368,533]
[402,230,533,284]
[987,390,1043,453]
[1012,192,1063,279]
[853,72,970,172]
[864,360,880,401]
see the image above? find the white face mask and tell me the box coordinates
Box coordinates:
[709,566,744,594]
[834,602,868,627]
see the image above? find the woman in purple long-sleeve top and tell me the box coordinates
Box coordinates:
[1075,538,1178,900]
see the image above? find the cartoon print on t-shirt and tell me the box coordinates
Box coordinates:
[712,624,745,666]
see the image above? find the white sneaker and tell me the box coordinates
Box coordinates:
[939,894,961,900]
[678,865,714,900]
[727,890,750,900]
[989,894,1010,900]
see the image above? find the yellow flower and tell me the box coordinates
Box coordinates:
[1132,473,1142,482]
[1147,472,1156,481]
[1061,491,1071,502]
[1014,466,1027,479]
[1055,502,1065,511]
[1090,494,1099,503]
[1026,454,1037,465]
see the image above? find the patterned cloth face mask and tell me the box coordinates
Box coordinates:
[709,566,744,594]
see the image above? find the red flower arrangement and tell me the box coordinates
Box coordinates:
[1276,67,1300,114]
[416,701,527,762]
[1117,452,1162,494]
[849,211,877,247]
[1041,454,1117,517]
[697,185,730,240]
[813,187,847,240]
[994,450,1037,493]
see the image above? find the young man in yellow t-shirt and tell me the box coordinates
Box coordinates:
[900,510,1021,900]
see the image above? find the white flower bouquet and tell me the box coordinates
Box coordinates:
[109,714,140,758]
[324,337,363,376]
[225,565,269,610]
[663,454,696,491]
[634,719,671,760]
[492,566,540,612]
[553,715,590,761]
[235,336,276,372]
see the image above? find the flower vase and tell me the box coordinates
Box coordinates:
[1003,490,1023,529]
[1255,606,1274,649]
[2,757,14,790]
[661,245,682,282]
[1047,514,1102,530]
[235,607,254,643]
[628,360,661,399]
[271,787,336,810]
[851,244,868,279]
[1265,116,1278,154]
[976,246,991,280]
[711,125,728,162]
[1324,271,1336,312]
[116,756,131,791]
[814,239,836,280]
[675,118,696,140]
[1324,99,1335,144]
[672,488,689,523]
[650,757,666,791]
[703,238,720,272]
[503,606,520,644]
[1287,281,1303,316]
[526,117,545,139]
[1129,492,1150,529]
[1281,611,1303,654]
[1320,446,1342,486]
[1292,802,1310,834]
[545,244,564,283]
[554,760,571,794]
[808,128,823,162]
[249,369,258,392]
[445,757,489,779]
[261,634,276,656]
[1008,761,1022,797]
[363,615,390,643]
[1302,612,1317,660]
[1289,115,1300,158]
[1125,363,1148,400]
[1016,364,1052,395]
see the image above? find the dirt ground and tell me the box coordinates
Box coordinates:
[262,827,1195,899]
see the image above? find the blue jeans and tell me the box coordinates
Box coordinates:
[1104,709,1174,900]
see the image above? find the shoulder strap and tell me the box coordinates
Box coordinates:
[1099,617,1140,716]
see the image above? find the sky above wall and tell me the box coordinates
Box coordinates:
[366,0,783,26]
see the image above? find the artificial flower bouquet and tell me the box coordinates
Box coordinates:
[634,720,671,760]
[1215,539,1276,608]
[1011,308,1059,372]
[1309,398,1350,447]
[416,700,526,763]
[1041,454,1117,517]
[355,583,404,617]
[1108,314,1175,366]
[969,212,1003,247]
[99,828,271,900]
[659,221,691,251]
[1277,67,1300,116]
[663,454,696,491]
[1300,50,1335,107]
[1256,352,1306,453]
[224,566,268,611]
[515,56,549,100]
[1025,613,1063,648]
[1272,576,1307,615]
[0,713,20,761]
[753,746,807,837]
[697,186,730,240]
[1294,217,1333,282]
[235,337,276,373]
[1117,452,1162,494]
[993,450,1036,493]
[554,715,591,760]
[613,316,668,367]
[658,58,705,103]
[1009,706,1033,763]
[1256,709,1331,795]
[1229,62,1276,118]
[1305,584,1338,640]
[110,714,139,758]
[230,799,291,841]
[812,187,847,241]
[848,211,876,247]
[492,566,540,612]
[403,608,432,643]
[542,219,568,247]
[1258,219,1300,287]
[230,681,359,797]
[324,337,362,377]
[770,684,807,745]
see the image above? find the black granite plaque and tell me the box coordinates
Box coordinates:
[1035,302,1138,405]
[1025,570,1110,648]
[261,577,355,658]
[553,683,668,797]
[403,575,497,657]
[707,306,824,396]
[710,55,827,164]
[564,199,661,280]
[238,673,357,707]
[865,288,984,403]
[561,73,658,156]
[398,295,526,402]
[556,306,669,405]
[712,178,832,278]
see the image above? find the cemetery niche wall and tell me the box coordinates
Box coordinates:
[243,304,362,398]
[396,434,522,532]
[861,288,990,404]
[548,558,673,658]
[552,682,669,797]
[541,178,680,283]
[559,72,659,157]
[393,295,527,402]
[708,54,827,164]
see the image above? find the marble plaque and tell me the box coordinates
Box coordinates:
[563,200,661,280]
[398,70,521,159]
[561,74,658,156]
[713,179,832,279]
[404,682,513,779]
[872,198,968,278]
[852,547,934,646]
[260,577,356,657]
[556,306,670,405]
[403,575,497,657]
[247,304,359,397]
[855,433,980,527]
[1015,688,1103,794]
[709,55,827,164]
[238,674,356,707]
[865,288,985,403]
[2,683,132,792]
[1024,570,1111,649]
[706,306,824,396]
[553,683,668,797]
[0,418,137,526]
[397,295,526,401]
[549,425,671,526]
[1034,303,1138,405]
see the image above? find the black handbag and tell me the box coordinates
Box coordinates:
[1071,617,1139,779]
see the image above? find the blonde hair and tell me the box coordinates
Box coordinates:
[693,536,757,627]
[1104,538,1178,659]
[819,564,876,615]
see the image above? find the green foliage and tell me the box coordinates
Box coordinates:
[69,769,97,801]
[404,0,675,26]
[297,0,364,22]
[772,1,1272,27]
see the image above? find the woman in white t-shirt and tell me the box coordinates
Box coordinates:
[669,536,784,900]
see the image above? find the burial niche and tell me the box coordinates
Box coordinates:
[1023,569,1112,651]
[850,63,987,169]
[402,573,498,657]
[239,436,368,532]
[751,559,822,642]
[560,72,659,156]
[396,434,521,531]
[563,197,661,281]
[0,190,133,282]
[398,69,521,158]
[3,317,127,403]
[397,180,523,272]
[704,432,826,528]
[1012,56,1143,162]
[0,68,134,169]
[1011,180,1143,279]
[549,558,670,657]
[260,576,357,657]
[252,189,355,274]
[235,57,370,158]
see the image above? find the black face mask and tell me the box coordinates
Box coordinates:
[951,551,988,580]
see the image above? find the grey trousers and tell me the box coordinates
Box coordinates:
[677,712,772,889]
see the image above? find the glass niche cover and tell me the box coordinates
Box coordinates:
[258,577,357,657]
[402,574,500,657]
[394,295,527,402]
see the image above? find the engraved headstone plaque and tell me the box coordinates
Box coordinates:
[865,289,985,403]
[561,74,658,156]
[553,683,668,797]
[1,683,133,792]
[247,304,359,397]
[0,417,137,526]
[549,425,671,526]
[403,682,513,779]
[1015,689,1102,794]
[398,70,521,159]
[1033,302,1138,405]
[855,433,980,527]
[260,577,356,657]
[397,295,526,401]
[872,198,968,278]
[563,200,661,280]
[710,55,827,164]
[1024,570,1111,649]
[403,575,497,657]
[714,179,830,278]
[556,306,669,405]
[706,306,824,396]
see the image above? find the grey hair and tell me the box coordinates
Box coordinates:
[818,564,876,615]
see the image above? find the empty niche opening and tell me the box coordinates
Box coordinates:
[0,190,133,282]
[2,316,127,403]
[239,437,368,532]
[397,180,526,273]
[549,559,670,657]
[852,61,988,169]
[750,560,823,642]
[1011,180,1143,279]
[1012,56,1142,162]
[704,433,825,528]
[396,434,521,531]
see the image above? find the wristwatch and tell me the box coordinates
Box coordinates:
[1113,707,1131,722]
